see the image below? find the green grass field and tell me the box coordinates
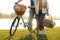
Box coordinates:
[0,27,60,40]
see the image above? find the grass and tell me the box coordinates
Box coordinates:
[0,27,60,40]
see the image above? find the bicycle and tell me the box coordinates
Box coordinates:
[10,3,29,35]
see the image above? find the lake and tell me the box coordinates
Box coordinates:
[0,19,60,30]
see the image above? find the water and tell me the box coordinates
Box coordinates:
[0,19,60,30]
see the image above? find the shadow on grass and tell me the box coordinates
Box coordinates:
[18,35,33,40]
[18,33,48,40]
[36,34,48,40]
[4,35,14,40]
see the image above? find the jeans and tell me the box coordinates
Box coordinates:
[28,9,36,31]
[36,10,46,30]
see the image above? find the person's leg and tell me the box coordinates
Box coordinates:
[39,13,45,30]
[36,10,46,34]
[35,15,39,33]
[38,13,46,34]
[28,9,35,35]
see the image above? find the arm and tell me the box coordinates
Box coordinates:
[46,9,49,15]
[15,0,22,4]
[46,1,49,15]
[28,6,35,9]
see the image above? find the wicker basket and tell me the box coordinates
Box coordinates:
[43,15,55,28]
[14,4,26,16]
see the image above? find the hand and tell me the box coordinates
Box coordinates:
[28,6,35,9]
[46,12,49,15]
[18,0,22,2]
[28,6,32,8]
[28,6,31,8]
[15,0,22,4]
[15,2,18,4]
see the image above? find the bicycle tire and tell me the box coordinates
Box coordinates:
[10,16,20,35]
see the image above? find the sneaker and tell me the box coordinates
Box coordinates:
[38,31,42,34]
[28,32,32,35]
[38,30,46,35]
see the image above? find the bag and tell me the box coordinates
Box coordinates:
[14,4,26,16]
[43,15,55,28]
[43,19,55,28]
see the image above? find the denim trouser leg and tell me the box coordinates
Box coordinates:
[28,9,35,31]
[36,11,46,30]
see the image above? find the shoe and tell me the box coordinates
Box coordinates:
[38,31,42,35]
[28,32,32,35]
[38,30,46,35]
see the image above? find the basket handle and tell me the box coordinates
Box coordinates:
[44,15,52,21]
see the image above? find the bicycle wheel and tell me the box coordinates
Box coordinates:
[10,16,20,35]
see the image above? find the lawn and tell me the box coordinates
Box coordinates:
[0,27,60,40]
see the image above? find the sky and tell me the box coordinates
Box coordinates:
[0,0,60,16]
